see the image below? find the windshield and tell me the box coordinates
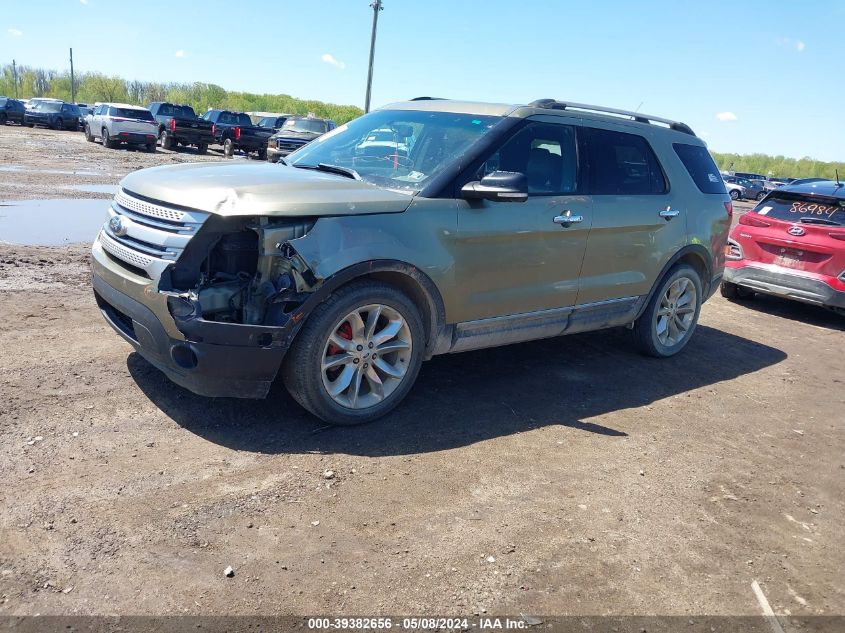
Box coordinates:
[288,110,502,192]
[0,98,7,107]
[282,118,329,134]
[37,102,62,112]
[754,192,845,225]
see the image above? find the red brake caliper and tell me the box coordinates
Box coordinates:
[327,321,353,357]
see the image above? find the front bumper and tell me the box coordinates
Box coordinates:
[724,263,845,309]
[91,241,289,399]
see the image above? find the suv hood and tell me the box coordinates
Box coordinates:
[119,162,413,217]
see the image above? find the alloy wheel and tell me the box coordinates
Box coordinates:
[320,304,412,409]
[655,277,697,347]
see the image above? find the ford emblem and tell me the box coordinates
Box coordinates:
[787,225,805,237]
[109,216,127,237]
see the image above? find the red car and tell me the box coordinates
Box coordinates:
[722,180,845,315]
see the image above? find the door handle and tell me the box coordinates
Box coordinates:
[553,212,584,226]
[659,208,680,220]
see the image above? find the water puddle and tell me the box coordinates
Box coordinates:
[62,184,119,194]
[0,165,115,177]
[0,199,109,245]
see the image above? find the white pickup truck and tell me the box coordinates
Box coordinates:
[84,103,159,152]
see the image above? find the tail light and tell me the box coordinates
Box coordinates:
[235,126,241,140]
[724,239,743,261]
[739,213,771,228]
[169,118,176,132]
[724,201,733,218]
[211,123,216,136]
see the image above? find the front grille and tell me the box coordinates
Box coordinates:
[98,189,209,279]
[277,139,306,153]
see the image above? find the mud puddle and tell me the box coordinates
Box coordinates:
[0,199,107,245]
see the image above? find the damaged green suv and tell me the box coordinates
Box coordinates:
[91,98,731,424]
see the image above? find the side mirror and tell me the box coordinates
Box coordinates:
[461,171,528,203]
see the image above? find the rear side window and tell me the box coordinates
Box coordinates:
[755,192,845,226]
[674,143,726,194]
[587,128,667,195]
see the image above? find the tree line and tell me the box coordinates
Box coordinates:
[710,151,843,181]
[0,62,363,124]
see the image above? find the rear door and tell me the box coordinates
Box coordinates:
[452,119,593,322]
[577,125,687,304]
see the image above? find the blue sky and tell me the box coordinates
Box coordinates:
[2,0,843,161]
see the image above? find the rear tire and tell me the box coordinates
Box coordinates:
[223,138,234,158]
[197,143,208,155]
[0,114,7,125]
[756,191,766,201]
[146,142,156,153]
[729,189,740,201]
[633,264,702,358]
[102,128,115,149]
[159,130,173,150]
[720,281,754,300]
[257,147,267,161]
[282,281,425,425]
[52,117,62,130]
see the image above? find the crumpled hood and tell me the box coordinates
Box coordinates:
[119,162,413,217]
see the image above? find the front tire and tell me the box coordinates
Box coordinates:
[756,191,766,201]
[84,124,94,142]
[633,264,702,358]
[282,281,425,425]
[729,189,740,201]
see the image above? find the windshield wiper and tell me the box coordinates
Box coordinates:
[798,217,841,226]
[293,163,360,180]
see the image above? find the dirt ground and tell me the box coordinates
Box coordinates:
[0,126,843,622]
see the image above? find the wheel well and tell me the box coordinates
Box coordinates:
[676,251,709,290]
[360,271,435,344]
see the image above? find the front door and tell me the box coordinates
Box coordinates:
[451,120,592,323]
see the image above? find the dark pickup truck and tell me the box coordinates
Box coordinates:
[148,102,214,153]
[200,109,273,159]
[266,115,336,163]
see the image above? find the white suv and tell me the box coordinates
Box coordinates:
[84,103,158,152]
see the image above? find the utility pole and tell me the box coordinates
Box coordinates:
[364,0,383,113]
[12,59,18,99]
[69,48,76,104]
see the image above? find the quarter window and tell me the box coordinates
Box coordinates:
[587,128,667,195]
[479,122,578,195]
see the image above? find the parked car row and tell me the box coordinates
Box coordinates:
[2,96,337,159]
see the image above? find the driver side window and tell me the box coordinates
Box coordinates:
[478,122,578,195]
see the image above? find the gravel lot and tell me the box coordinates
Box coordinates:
[0,125,843,622]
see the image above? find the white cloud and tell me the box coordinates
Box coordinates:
[8,28,23,37]
[80,0,89,5]
[321,53,346,70]
[777,37,806,52]
[716,112,738,122]
[175,50,185,58]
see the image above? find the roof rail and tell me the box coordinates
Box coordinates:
[410,96,445,101]
[528,98,695,136]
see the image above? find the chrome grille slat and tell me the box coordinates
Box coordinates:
[98,189,210,279]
